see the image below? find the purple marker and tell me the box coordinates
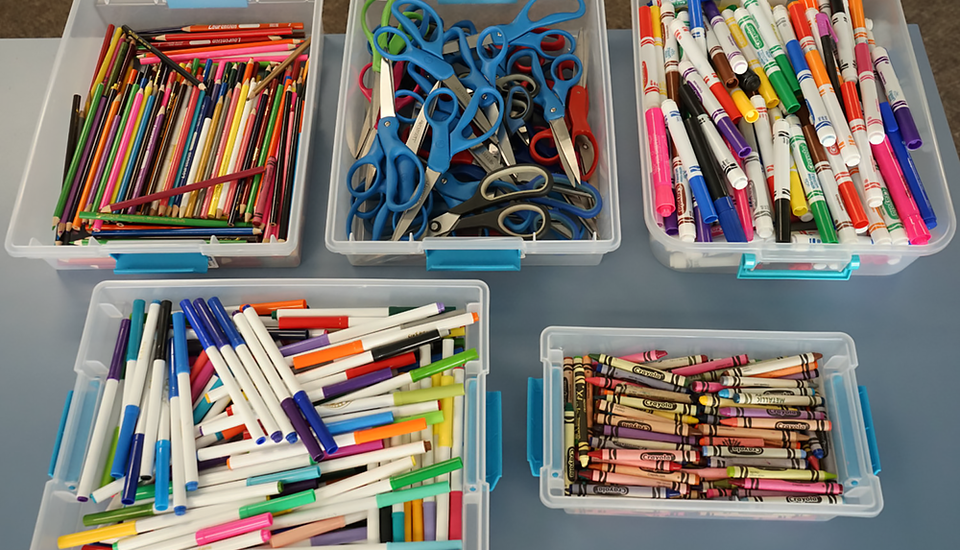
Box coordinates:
[663,211,679,236]
[693,200,713,243]
[872,46,922,150]
[280,333,328,356]
[678,60,751,158]
[600,424,699,445]
[305,368,394,402]
[310,526,367,546]
[75,319,130,501]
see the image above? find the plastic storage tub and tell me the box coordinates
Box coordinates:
[632,0,956,278]
[34,278,500,550]
[528,327,883,520]
[326,0,621,270]
[5,0,323,273]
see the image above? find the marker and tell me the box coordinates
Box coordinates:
[772,119,792,242]
[871,137,931,245]
[661,99,716,223]
[744,0,801,94]
[153,391,171,511]
[702,2,749,77]
[316,383,465,418]
[291,303,444,355]
[786,117,837,243]
[847,0,885,144]
[658,0,682,102]
[295,329,447,384]
[240,306,333,458]
[734,8,798,113]
[679,60,749,156]
[687,0,707,54]
[670,18,740,121]
[802,121,859,242]
[335,349,477,403]
[112,300,161,479]
[880,101,935,228]
[640,7,674,217]
[139,300,172,482]
[76,319,129,502]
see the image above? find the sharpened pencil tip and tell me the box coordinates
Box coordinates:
[198,83,207,91]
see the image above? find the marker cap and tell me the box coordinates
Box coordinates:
[172,311,190,375]
[208,297,245,347]
[410,349,478,383]
[194,299,228,348]
[390,457,463,490]
[180,299,213,349]
[126,300,146,362]
[239,488,316,519]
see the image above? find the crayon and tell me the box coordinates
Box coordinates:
[720,418,832,431]
[598,425,698,446]
[730,478,843,495]
[566,482,679,499]
[587,449,700,463]
[731,393,824,407]
[697,424,808,445]
[594,413,693,437]
[718,407,826,420]
[591,354,689,389]
[705,457,809,469]
[587,462,700,485]
[727,466,837,481]
[604,394,701,417]
[579,469,689,493]
[743,495,842,504]
[573,357,589,468]
[701,446,806,459]
[562,357,574,406]
[594,364,690,393]
[564,404,576,488]
[588,456,683,472]
[589,435,697,452]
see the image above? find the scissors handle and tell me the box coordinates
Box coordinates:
[565,84,598,180]
[548,54,582,105]
[375,26,455,81]
[376,116,426,212]
[509,28,577,59]
[499,0,586,43]
[359,62,375,102]
[529,129,559,165]
[452,164,553,215]
[475,26,509,85]
[451,203,552,239]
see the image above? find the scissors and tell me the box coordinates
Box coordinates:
[497,74,538,146]
[347,58,426,239]
[373,0,499,140]
[392,85,504,240]
[497,0,586,44]
[425,164,553,239]
[359,61,419,112]
[565,31,598,180]
[506,48,583,187]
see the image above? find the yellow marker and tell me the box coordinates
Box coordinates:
[411,499,424,541]
[789,163,810,217]
[448,328,466,338]
[730,88,759,123]
[723,9,779,108]
[58,521,136,548]
[404,500,413,541]
[650,5,666,100]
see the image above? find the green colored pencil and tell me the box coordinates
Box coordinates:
[245,75,286,219]
[79,211,252,228]
[54,83,105,227]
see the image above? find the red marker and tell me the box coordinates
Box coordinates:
[278,315,374,330]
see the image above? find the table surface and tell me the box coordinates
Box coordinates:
[2,28,958,550]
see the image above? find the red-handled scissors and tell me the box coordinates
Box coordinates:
[563,32,597,180]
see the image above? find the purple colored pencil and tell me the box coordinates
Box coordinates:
[126,86,172,213]
[62,95,111,228]
[309,526,367,546]
[599,425,699,445]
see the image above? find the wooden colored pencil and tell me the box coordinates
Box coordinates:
[122,25,205,89]
[104,162,270,212]
[247,37,310,98]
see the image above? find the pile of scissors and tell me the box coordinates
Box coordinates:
[346,0,602,242]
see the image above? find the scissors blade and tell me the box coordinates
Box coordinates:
[391,169,441,241]
[379,58,396,119]
[426,212,460,237]
[442,33,480,55]
[405,82,442,154]
[485,103,516,166]
[550,118,582,187]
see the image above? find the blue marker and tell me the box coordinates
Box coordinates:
[662,99,718,223]
[688,0,706,54]
[879,101,935,228]
[180,299,266,446]
[173,311,200,495]
[153,346,172,512]
[327,411,395,436]
[111,300,157,479]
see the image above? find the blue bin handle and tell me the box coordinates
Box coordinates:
[486,391,502,490]
[526,378,544,477]
[112,253,210,274]
[49,391,74,478]
[738,253,860,280]
[425,249,522,271]
[859,386,881,475]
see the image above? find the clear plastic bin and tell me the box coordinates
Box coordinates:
[632,0,956,278]
[529,327,883,520]
[33,278,499,550]
[325,0,621,270]
[5,0,323,273]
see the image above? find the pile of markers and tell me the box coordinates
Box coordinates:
[52,22,312,246]
[346,0,602,242]
[639,0,936,246]
[59,297,478,549]
[563,349,843,503]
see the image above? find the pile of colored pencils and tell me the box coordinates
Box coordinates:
[52,22,310,246]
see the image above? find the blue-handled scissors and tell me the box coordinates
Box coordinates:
[347,58,426,239]
[373,0,498,139]
[425,164,553,239]
[507,48,583,187]
[392,85,504,240]
[497,0,586,44]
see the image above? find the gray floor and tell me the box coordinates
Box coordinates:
[2,0,957,150]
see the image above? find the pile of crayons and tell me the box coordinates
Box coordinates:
[640,0,936,246]
[58,297,478,549]
[52,22,312,246]
[562,350,843,503]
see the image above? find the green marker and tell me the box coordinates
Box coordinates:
[744,0,801,94]
[788,120,838,243]
[318,383,465,417]
[342,349,478,401]
[395,409,446,427]
[735,7,799,113]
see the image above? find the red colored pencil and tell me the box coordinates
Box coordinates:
[180,23,303,33]
[152,35,288,50]
[151,28,293,42]
[104,161,270,212]
[89,25,115,91]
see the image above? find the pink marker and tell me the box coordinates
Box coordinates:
[619,350,669,363]
[196,512,273,545]
[639,8,674,216]
[94,86,145,230]
[672,355,749,377]
[871,137,931,245]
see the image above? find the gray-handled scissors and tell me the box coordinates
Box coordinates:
[425,164,553,239]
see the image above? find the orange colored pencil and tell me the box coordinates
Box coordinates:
[71,90,123,230]
[149,38,303,58]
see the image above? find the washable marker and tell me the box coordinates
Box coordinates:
[682,99,747,243]
[335,349,478,402]
[321,401,439,425]
[154,391,171,511]
[735,8,798,113]
[209,297,291,443]
[745,0,801,94]
[880,102,935,228]
[723,7,777,104]
[787,117,837,243]
[703,2,750,78]
[140,300,172,481]
[687,0,706,53]
[316,383,464,418]
[278,315,375,330]
[705,14,738,87]
[662,99,717,222]
[659,1,682,101]
[304,368,394,402]
[76,319,130,501]
[294,303,444,356]
[639,6,674,217]
[167,343,187,515]
[181,299,264,447]
[240,306,332,458]
[231,311,308,446]
[872,46,922,149]
[772,5,835,146]
[772,119,792,242]
[844,0,884,145]
[112,301,161,479]
[679,60,750,156]
[803,120,866,235]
